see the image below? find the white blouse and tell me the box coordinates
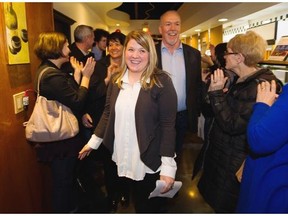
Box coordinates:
[87,71,177,181]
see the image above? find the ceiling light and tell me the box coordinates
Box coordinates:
[218,18,228,22]
[116,23,120,27]
[262,20,271,24]
[195,29,201,32]
[181,35,187,37]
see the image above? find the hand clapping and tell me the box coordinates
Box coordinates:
[208,68,228,92]
[256,80,278,106]
[81,57,96,78]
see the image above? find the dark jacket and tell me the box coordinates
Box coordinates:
[192,68,238,179]
[83,55,110,128]
[33,60,88,161]
[94,71,177,171]
[61,42,94,75]
[155,43,202,133]
[197,68,279,213]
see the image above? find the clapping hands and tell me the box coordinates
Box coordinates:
[81,57,96,78]
[105,63,120,85]
[208,68,228,92]
[256,80,278,106]
[70,56,96,79]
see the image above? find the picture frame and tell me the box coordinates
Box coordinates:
[4,2,30,64]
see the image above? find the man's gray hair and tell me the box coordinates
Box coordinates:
[74,25,93,43]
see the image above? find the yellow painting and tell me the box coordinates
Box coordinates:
[4,2,30,64]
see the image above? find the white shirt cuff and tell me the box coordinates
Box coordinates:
[87,134,103,150]
[160,155,177,179]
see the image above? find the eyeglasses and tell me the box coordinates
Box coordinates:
[224,51,239,56]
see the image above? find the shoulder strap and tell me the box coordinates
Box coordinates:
[37,67,55,96]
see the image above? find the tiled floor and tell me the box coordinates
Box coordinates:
[78,132,214,213]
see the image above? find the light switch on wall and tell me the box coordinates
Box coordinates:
[13,91,25,114]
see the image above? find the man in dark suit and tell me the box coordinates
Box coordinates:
[156,10,202,156]
[61,25,95,75]
[61,25,108,212]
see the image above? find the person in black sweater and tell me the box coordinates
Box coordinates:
[192,42,238,179]
[33,31,95,213]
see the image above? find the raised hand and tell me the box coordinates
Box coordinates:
[208,68,228,92]
[105,63,120,85]
[256,80,278,106]
[82,57,96,78]
[70,56,83,71]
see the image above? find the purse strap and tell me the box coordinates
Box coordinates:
[36,67,55,96]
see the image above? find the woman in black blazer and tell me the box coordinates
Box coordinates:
[79,30,177,213]
[33,32,95,213]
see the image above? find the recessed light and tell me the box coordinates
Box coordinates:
[262,20,270,24]
[218,18,228,22]
[116,23,120,26]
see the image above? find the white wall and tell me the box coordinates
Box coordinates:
[277,19,288,41]
[109,20,160,36]
[53,2,108,42]
[53,3,161,38]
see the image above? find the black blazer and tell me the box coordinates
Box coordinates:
[33,60,88,161]
[84,55,110,128]
[155,43,202,133]
[94,71,177,171]
[36,60,88,116]
[61,42,94,75]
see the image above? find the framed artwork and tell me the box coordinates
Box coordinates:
[269,36,288,61]
[4,2,30,64]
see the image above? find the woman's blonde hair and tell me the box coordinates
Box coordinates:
[114,30,162,89]
[34,32,67,61]
[227,31,267,67]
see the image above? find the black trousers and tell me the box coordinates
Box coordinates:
[112,171,167,213]
[175,110,188,155]
[51,156,78,213]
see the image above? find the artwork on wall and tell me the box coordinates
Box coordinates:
[4,2,30,64]
[268,36,288,61]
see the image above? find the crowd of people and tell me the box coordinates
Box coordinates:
[30,9,288,214]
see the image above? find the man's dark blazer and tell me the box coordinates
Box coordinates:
[61,42,94,75]
[155,43,202,133]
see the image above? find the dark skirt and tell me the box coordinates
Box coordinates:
[33,134,85,162]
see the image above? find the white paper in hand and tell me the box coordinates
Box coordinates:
[148,180,182,199]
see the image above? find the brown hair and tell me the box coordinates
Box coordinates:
[34,32,67,60]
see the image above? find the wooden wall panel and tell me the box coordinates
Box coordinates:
[188,25,223,51]
[0,3,54,213]
[210,25,223,47]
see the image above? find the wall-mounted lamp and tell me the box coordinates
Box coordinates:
[142,22,150,34]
